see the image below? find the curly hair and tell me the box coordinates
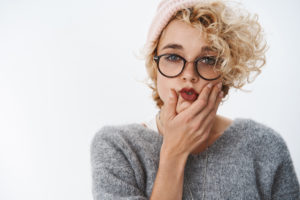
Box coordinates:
[141,0,268,109]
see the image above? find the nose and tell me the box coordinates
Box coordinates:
[181,61,199,82]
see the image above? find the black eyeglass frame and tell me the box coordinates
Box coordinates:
[153,53,222,81]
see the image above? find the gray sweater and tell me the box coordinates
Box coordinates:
[90,118,300,199]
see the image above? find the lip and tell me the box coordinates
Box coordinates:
[179,88,199,102]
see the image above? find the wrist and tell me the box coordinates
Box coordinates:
[159,144,189,168]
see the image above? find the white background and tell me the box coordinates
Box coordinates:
[0,0,299,199]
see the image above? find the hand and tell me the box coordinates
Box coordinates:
[158,82,224,157]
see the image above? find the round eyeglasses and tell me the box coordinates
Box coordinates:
[153,53,222,81]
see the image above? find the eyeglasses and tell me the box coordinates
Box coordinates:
[153,53,222,81]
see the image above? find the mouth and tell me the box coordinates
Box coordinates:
[179,88,199,102]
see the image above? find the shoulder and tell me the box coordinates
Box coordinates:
[90,124,152,198]
[92,123,141,140]
[233,118,289,161]
[92,123,159,141]
[233,118,284,143]
[90,124,145,167]
[90,123,162,156]
[91,123,143,147]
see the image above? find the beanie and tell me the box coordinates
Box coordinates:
[146,0,209,49]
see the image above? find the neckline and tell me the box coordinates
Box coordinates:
[190,118,241,157]
[140,116,243,155]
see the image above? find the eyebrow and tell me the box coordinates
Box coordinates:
[161,43,215,53]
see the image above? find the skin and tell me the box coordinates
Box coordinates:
[155,19,233,155]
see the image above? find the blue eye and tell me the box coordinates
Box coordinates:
[200,56,217,65]
[166,54,181,62]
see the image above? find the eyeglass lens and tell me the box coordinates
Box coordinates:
[158,54,220,79]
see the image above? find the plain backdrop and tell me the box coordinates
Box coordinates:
[0,0,299,199]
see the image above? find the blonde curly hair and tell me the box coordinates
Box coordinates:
[141,0,268,109]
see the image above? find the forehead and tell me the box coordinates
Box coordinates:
[157,19,211,55]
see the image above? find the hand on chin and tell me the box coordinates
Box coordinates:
[175,95,194,114]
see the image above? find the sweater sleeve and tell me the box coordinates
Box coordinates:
[270,137,300,199]
[90,127,147,200]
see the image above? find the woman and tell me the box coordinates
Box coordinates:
[91,0,300,199]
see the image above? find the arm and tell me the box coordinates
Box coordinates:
[90,130,147,200]
[149,82,223,199]
[149,146,188,200]
[271,148,300,199]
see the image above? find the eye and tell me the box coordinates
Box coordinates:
[200,56,217,65]
[165,54,181,62]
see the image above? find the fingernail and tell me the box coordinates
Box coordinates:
[207,83,213,88]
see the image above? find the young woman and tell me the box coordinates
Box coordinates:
[91,0,300,199]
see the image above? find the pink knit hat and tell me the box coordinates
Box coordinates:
[146,0,208,49]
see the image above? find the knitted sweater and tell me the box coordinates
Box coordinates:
[90,118,300,199]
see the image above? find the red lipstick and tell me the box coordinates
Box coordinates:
[179,88,198,101]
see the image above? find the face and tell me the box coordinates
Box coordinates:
[156,19,222,113]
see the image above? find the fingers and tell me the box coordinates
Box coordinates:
[160,89,178,121]
[184,82,223,132]
[214,90,224,113]
[198,82,223,118]
[184,82,218,118]
[195,85,224,134]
